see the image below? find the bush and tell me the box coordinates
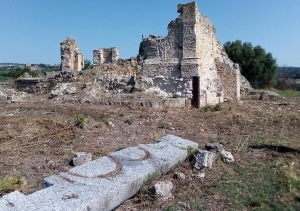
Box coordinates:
[75,114,85,128]
[124,117,133,125]
[0,175,27,195]
[214,103,222,111]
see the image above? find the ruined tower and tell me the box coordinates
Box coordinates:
[139,2,240,106]
[60,38,84,71]
[93,47,119,65]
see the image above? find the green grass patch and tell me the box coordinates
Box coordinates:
[208,162,300,210]
[124,116,133,125]
[75,114,85,128]
[0,176,27,195]
[273,89,300,98]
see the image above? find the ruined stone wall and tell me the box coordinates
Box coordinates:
[93,48,119,65]
[139,2,240,105]
[60,38,84,71]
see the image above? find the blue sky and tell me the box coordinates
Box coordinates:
[0,0,299,66]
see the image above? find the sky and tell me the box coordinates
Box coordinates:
[0,0,299,66]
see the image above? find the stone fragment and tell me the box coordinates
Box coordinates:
[194,150,215,170]
[173,172,186,180]
[151,181,173,200]
[72,152,92,166]
[50,83,76,97]
[195,172,205,179]
[205,143,224,152]
[220,150,234,164]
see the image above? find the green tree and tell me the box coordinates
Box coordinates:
[224,40,277,88]
[83,59,92,70]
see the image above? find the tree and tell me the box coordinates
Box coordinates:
[83,59,92,70]
[224,40,277,88]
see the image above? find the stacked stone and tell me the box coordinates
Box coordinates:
[60,38,84,72]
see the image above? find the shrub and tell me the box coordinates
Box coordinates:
[124,117,133,125]
[75,114,85,128]
[158,121,170,129]
[203,105,211,112]
[0,175,27,194]
[214,103,222,111]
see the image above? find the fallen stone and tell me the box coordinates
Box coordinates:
[72,152,92,166]
[220,150,234,164]
[0,135,198,211]
[173,172,186,180]
[194,150,215,170]
[195,172,205,179]
[50,83,76,98]
[150,181,173,200]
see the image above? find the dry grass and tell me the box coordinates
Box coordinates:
[0,175,27,196]
[0,95,300,209]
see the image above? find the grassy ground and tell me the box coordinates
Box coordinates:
[273,89,300,98]
[0,94,299,210]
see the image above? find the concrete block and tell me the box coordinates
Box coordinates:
[139,141,187,173]
[158,134,198,150]
[110,147,147,160]
[0,135,198,211]
[69,156,116,177]
[0,191,35,210]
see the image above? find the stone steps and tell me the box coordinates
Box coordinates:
[0,135,198,211]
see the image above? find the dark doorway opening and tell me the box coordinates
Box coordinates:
[192,76,200,108]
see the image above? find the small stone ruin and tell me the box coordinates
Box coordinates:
[60,38,84,71]
[93,47,119,65]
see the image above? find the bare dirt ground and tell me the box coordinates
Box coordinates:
[0,94,299,210]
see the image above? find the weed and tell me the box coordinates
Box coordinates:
[213,103,222,111]
[51,106,57,112]
[93,149,109,157]
[203,105,211,112]
[187,146,198,156]
[0,175,27,195]
[101,118,109,125]
[124,116,133,125]
[139,173,160,194]
[75,114,85,128]
[149,132,160,143]
[158,121,170,129]
[117,145,126,151]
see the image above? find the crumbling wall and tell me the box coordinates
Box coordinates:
[93,47,119,65]
[139,2,241,106]
[60,38,84,71]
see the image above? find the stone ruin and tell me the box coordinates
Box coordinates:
[138,2,240,106]
[93,47,119,65]
[60,38,84,71]
[12,1,276,107]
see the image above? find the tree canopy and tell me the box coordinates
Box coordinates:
[224,40,277,88]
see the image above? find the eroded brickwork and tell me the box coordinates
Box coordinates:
[93,47,119,65]
[60,38,84,71]
[139,2,241,106]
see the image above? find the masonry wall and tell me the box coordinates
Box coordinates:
[139,2,240,106]
[60,39,84,71]
[93,48,119,65]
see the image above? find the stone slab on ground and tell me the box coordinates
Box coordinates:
[0,135,198,211]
